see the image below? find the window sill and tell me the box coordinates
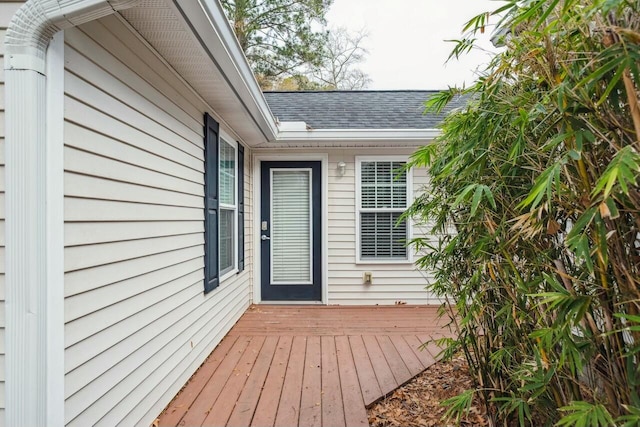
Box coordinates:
[355,259,414,265]
[220,268,238,283]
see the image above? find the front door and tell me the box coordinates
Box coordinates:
[260,161,322,301]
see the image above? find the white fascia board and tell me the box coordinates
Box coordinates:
[174,0,278,141]
[275,128,442,144]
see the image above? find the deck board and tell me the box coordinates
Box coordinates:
[274,336,307,427]
[250,336,293,427]
[202,336,266,426]
[377,335,412,385]
[349,335,383,406]
[362,335,398,396]
[321,336,345,427]
[159,305,451,427]
[299,336,322,427]
[405,334,437,368]
[158,335,238,427]
[335,336,369,427]
[227,336,278,427]
[390,335,426,376]
[179,336,250,427]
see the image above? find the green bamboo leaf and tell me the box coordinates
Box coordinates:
[615,313,640,323]
[442,389,475,422]
[471,185,484,216]
[604,168,618,198]
[597,57,628,106]
[519,163,562,209]
[483,185,497,209]
[511,0,545,27]
[453,183,477,207]
[557,402,615,427]
[577,54,627,89]
[566,207,597,245]
[592,146,640,198]
[604,198,619,219]
[535,0,561,29]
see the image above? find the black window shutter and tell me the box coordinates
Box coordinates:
[237,142,245,272]
[204,113,219,293]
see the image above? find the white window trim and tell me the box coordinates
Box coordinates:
[355,156,414,265]
[219,132,239,282]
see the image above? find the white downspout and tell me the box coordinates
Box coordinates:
[4,1,139,426]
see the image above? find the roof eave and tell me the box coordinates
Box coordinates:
[174,0,278,142]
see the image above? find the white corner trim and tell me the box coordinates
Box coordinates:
[4,2,140,426]
[45,31,65,427]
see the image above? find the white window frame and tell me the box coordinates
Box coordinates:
[355,156,413,264]
[219,132,239,281]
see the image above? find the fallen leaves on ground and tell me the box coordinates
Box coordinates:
[367,354,489,427]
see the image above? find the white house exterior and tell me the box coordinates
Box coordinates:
[0,1,463,425]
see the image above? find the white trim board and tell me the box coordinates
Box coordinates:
[46,30,65,427]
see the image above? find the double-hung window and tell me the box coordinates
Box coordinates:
[219,138,237,276]
[356,157,410,262]
[203,113,245,293]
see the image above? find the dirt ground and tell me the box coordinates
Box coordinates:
[367,354,489,427]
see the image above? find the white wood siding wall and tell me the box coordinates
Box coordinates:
[63,16,252,426]
[255,148,439,305]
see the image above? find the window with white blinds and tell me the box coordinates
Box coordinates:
[219,138,236,275]
[271,169,312,283]
[357,159,409,261]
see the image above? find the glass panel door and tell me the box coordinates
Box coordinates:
[271,169,312,283]
[260,161,322,301]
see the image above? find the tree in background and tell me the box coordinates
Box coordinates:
[220,0,332,89]
[221,1,371,91]
[408,0,640,425]
[274,75,330,90]
[307,27,371,90]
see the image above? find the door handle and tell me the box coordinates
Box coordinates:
[261,235,271,241]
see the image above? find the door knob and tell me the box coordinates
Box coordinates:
[261,235,270,241]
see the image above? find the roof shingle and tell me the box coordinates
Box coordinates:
[263,90,466,130]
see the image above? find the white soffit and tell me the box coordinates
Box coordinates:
[119,0,278,145]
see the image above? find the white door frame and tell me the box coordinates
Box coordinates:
[252,153,329,304]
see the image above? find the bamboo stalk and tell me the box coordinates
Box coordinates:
[622,68,640,145]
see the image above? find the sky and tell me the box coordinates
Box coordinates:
[325,0,501,90]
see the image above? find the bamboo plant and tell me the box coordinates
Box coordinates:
[407,0,640,425]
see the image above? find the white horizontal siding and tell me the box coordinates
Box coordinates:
[327,149,438,304]
[63,16,253,427]
[256,148,439,305]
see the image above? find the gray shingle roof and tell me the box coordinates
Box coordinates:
[263,90,466,130]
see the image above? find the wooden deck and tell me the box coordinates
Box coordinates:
[158,305,451,427]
